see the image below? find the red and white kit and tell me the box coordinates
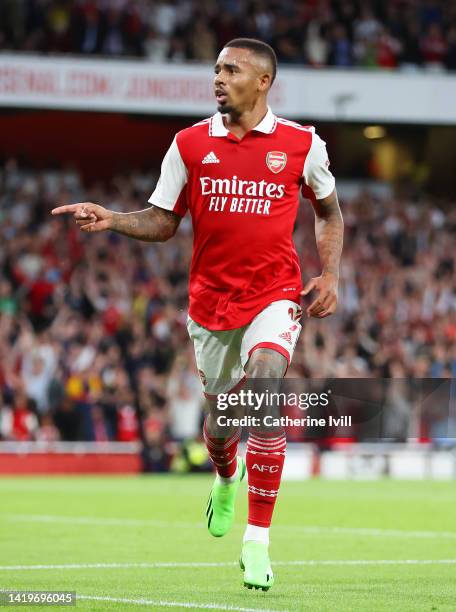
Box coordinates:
[149,108,335,382]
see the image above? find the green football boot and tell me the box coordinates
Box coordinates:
[206,457,246,537]
[240,541,274,591]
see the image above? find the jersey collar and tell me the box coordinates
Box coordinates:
[209,107,277,137]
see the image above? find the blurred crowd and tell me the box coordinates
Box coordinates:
[1,0,455,71]
[0,158,454,445]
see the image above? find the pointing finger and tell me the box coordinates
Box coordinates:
[51,202,93,215]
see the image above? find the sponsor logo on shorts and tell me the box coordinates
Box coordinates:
[279,331,292,345]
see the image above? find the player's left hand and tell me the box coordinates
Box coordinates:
[301,272,338,318]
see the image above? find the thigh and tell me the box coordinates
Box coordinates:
[187,316,245,397]
[240,300,302,371]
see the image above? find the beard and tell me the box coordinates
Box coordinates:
[217,103,234,114]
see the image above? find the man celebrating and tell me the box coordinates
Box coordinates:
[52,38,343,591]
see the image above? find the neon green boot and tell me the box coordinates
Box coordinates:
[240,541,274,591]
[206,457,246,537]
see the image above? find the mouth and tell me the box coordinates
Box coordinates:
[215,90,228,104]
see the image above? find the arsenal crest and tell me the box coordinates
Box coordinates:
[266,151,287,174]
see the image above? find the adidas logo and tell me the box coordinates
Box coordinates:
[202,151,220,164]
[279,331,292,345]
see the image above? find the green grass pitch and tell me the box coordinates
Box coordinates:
[1,475,456,611]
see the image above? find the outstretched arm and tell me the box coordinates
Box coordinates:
[51,202,181,243]
[301,188,344,318]
[110,204,181,242]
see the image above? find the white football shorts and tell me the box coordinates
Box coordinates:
[187,300,302,398]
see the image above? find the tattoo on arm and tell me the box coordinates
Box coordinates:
[310,188,344,278]
[110,205,181,242]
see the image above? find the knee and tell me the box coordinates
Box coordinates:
[204,403,241,439]
[245,348,287,379]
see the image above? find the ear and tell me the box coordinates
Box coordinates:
[258,72,272,92]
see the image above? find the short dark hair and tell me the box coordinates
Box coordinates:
[224,38,278,84]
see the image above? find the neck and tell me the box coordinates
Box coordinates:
[222,101,269,139]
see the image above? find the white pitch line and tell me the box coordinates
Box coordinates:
[5,514,456,540]
[273,559,456,566]
[278,525,456,539]
[5,514,201,528]
[78,595,283,612]
[1,559,456,571]
[0,562,236,571]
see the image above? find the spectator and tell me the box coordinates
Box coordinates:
[100,7,126,56]
[334,0,357,41]
[187,17,217,61]
[0,389,39,441]
[43,0,73,53]
[249,0,274,42]
[400,19,424,70]
[123,2,146,56]
[167,34,187,62]
[213,12,240,48]
[328,23,353,67]
[167,353,203,441]
[74,4,104,55]
[0,280,17,316]
[144,26,169,62]
[36,413,60,442]
[421,23,448,69]
[21,338,57,414]
[376,26,402,69]
[153,0,179,38]
[446,25,456,71]
[305,19,329,67]
[270,14,304,64]
[353,6,381,45]
[53,396,81,441]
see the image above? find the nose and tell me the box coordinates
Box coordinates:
[214,72,225,87]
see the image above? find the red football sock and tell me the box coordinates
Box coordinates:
[203,418,240,479]
[246,431,286,527]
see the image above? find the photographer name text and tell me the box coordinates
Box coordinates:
[216,415,352,427]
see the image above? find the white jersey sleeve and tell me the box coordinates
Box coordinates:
[302,131,336,200]
[148,137,188,214]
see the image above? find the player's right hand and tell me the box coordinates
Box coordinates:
[51,202,113,233]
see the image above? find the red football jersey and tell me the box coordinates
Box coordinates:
[149,108,335,331]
